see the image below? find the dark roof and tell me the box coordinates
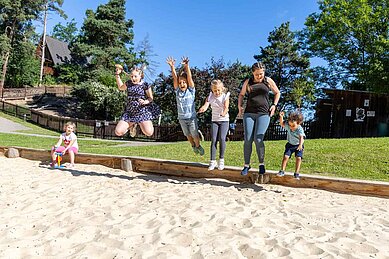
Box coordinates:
[45,36,71,65]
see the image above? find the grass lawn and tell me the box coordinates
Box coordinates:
[1,113,388,182]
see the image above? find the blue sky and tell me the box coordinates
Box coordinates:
[38,0,321,76]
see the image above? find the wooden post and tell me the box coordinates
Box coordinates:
[121,159,133,172]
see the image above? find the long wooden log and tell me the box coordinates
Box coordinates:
[1,146,388,198]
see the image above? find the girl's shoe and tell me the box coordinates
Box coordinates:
[67,163,75,169]
[241,166,251,176]
[277,170,285,176]
[129,124,137,137]
[208,160,217,171]
[259,164,266,175]
[218,159,225,170]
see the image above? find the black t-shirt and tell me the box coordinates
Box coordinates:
[244,78,270,115]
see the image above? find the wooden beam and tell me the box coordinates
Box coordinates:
[1,146,388,198]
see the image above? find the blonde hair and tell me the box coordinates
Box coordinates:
[131,66,145,79]
[63,121,76,132]
[211,79,226,93]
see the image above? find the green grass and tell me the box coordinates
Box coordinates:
[1,113,388,182]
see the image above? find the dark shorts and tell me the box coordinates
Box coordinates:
[284,142,304,158]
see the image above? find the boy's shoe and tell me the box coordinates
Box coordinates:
[198,145,205,156]
[192,146,199,154]
[241,166,251,176]
[218,159,225,170]
[208,160,217,171]
[294,173,300,180]
[129,124,137,137]
[259,164,266,175]
[277,170,285,176]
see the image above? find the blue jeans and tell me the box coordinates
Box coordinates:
[243,113,270,165]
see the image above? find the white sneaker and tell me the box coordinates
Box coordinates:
[129,124,137,137]
[208,160,217,171]
[218,159,225,170]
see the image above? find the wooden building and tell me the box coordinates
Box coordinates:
[36,36,72,75]
[313,89,389,138]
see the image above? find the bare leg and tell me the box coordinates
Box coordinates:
[115,120,134,136]
[139,120,154,136]
[51,150,56,163]
[295,157,302,173]
[281,155,289,171]
[193,136,200,147]
[187,135,195,147]
[68,150,75,164]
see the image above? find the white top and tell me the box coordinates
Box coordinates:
[207,92,230,122]
[61,132,79,150]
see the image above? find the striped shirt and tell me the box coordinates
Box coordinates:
[175,87,196,120]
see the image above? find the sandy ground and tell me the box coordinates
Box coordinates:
[0,156,388,258]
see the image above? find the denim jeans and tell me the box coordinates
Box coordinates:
[243,113,270,165]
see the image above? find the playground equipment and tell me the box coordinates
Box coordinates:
[54,152,65,169]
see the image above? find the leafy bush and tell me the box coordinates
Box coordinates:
[71,80,125,120]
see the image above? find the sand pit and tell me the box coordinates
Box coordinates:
[0,156,388,258]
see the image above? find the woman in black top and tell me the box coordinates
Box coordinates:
[237,62,281,176]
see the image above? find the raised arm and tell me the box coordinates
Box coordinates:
[267,77,281,117]
[181,57,194,87]
[166,57,178,89]
[115,64,126,91]
[238,79,248,116]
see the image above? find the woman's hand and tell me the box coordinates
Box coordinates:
[269,104,277,117]
[181,56,189,65]
[238,106,244,117]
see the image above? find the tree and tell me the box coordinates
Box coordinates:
[38,0,67,85]
[254,22,316,110]
[70,0,141,73]
[0,0,65,91]
[51,18,78,43]
[136,34,159,81]
[303,0,389,93]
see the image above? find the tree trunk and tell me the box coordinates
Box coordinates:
[39,2,48,88]
[0,51,10,99]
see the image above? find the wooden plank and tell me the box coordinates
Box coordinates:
[1,146,388,198]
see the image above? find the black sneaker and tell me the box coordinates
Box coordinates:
[294,173,300,180]
[259,164,266,175]
[241,166,251,176]
[277,170,285,176]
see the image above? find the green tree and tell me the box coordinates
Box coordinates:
[0,0,65,90]
[303,0,389,93]
[51,18,78,43]
[70,0,141,73]
[254,22,316,110]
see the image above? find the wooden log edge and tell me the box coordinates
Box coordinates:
[1,146,388,198]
